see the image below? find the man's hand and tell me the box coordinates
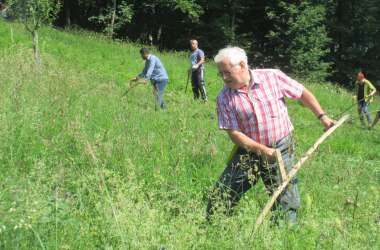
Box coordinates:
[131,77,147,84]
[192,64,198,70]
[262,147,276,164]
[320,115,336,132]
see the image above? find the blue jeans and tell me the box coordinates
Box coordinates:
[206,134,300,219]
[358,102,372,124]
[152,79,168,109]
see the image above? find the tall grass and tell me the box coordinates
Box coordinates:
[0,20,379,249]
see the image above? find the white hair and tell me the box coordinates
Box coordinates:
[214,46,248,66]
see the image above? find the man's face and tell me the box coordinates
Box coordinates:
[357,77,364,84]
[140,52,148,60]
[216,58,246,89]
[190,41,198,50]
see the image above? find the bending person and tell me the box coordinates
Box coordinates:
[206,46,335,225]
[132,48,169,109]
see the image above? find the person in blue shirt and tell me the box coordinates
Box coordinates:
[132,48,169,109]
[189,40,207,103]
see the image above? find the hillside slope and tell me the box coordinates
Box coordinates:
[0,21,379,249]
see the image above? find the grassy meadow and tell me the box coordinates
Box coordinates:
[0,20,379,249]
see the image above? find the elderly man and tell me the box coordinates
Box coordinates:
[189,39,207,102]
[206,46,335,224]
[132,48,169,109]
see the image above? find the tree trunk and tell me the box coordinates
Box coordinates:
[109,0,117,39]
[231,0,236,29]
[64,0,71,28]
[32,30,38,61]
[230,0,238,41]
[157,25,162,43]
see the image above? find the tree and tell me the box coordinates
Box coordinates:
[325,0,380,85]
[8,0,62,60]
[63,0,71,27]
[203,0,247,45]
[88,0,133,40]
[121,0,203,49]
[266,0,332,80]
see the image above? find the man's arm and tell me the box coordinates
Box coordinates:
[299,88,335,130]
[143,57,156,80]
[227,129,276,163]
[368,81,377,97]
[192,57,205,70]
[196,57,205,66]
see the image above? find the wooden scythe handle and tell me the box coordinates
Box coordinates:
[251,115,350,236]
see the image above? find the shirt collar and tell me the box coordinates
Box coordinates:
[232,69,260,93]
[249,69,261,86]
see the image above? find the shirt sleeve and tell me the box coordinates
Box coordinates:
[368,80,377,91]
[198,50,205,59]
[216,92,240,131]
[275,70,304,100]
[140,57,156,80]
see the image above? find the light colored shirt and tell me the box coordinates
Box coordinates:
[355,79,376,103]
[216,69,304,146]
[138,54,168,82]
[190,49,205,70]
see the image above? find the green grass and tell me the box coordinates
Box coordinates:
[0,20,379,249]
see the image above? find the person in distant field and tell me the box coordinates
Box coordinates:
[206,46,335,225]
[189,39,207,103]
[352,73,377,129]
[132,48,169,109]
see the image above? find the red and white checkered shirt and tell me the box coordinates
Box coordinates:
[216,69,304,147]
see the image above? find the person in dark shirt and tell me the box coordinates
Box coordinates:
[353,73,377,129]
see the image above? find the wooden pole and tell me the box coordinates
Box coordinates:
[122,81,141,96]
[251,115,350,236]
[371,110,380,129]
[275,149,287,182]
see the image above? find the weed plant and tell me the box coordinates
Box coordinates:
[0,20,379,249]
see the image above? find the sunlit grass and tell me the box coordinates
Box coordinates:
[0,20,379,249]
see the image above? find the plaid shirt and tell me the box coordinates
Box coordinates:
[216,69,304,147]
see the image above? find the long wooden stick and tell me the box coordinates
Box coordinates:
[371,110,380,129]
[122,81,141,96]
[275,149,287,182]
[251,115,350,236]
[185,71,191,93]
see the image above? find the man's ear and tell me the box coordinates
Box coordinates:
[239,61,247,70]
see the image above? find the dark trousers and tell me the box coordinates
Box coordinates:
[206,135,300,219]
[191,69,207,101]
